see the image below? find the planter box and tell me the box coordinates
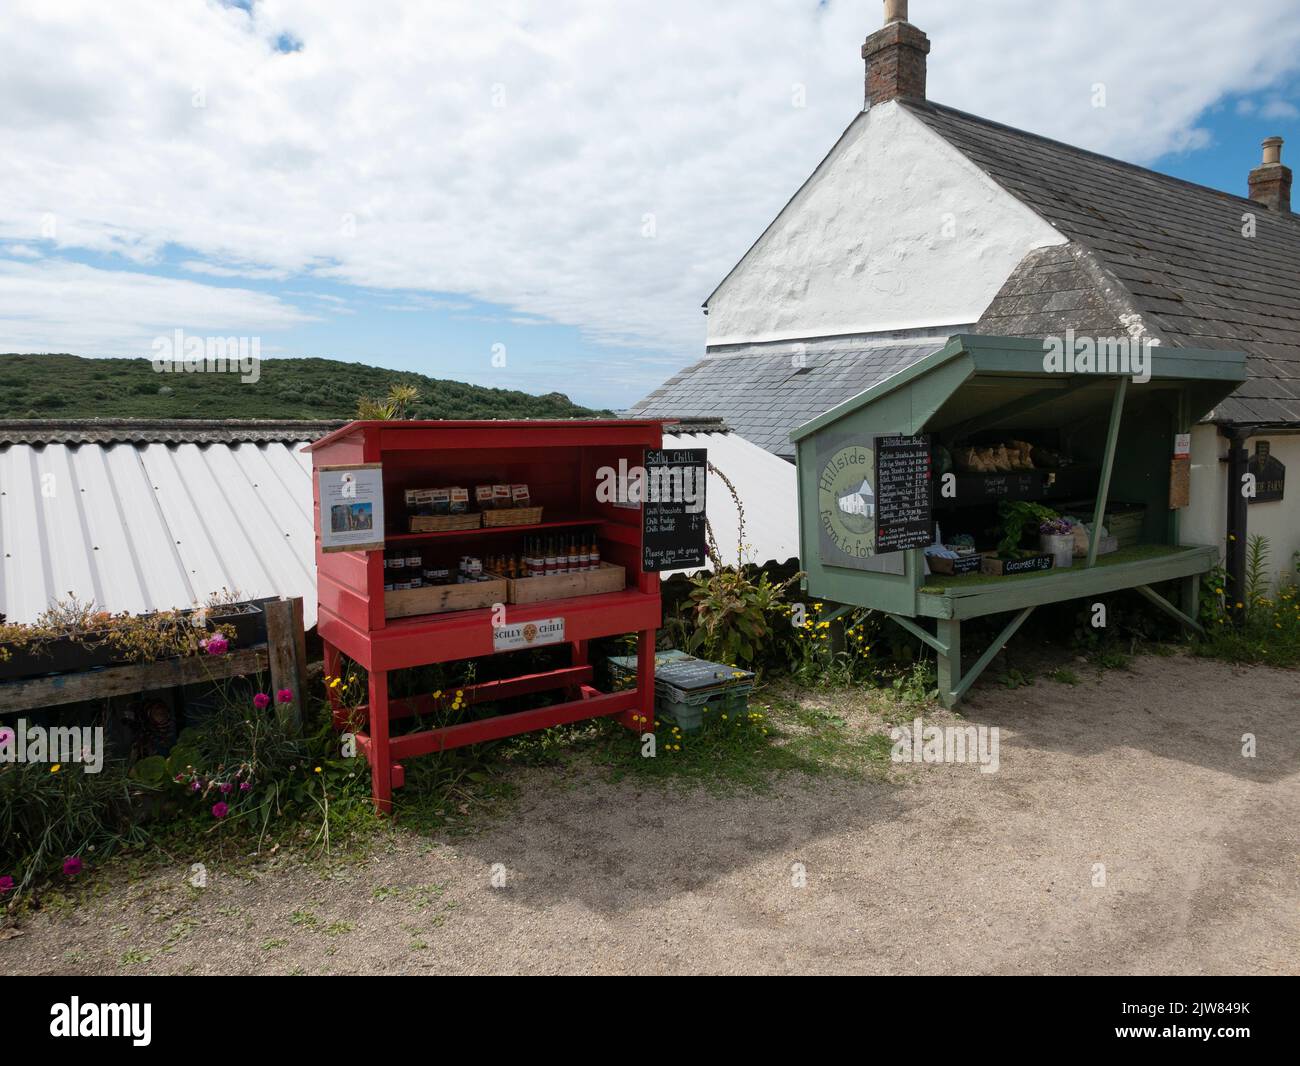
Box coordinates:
[208,601,265,647]
[980,552,1054,577]
[0,635,121,681]
[385,576,509,619]
[506,561,625,605]
[927,553,982,576]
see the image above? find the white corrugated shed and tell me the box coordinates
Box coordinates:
[660,428,799,576]
[0,437,319,627]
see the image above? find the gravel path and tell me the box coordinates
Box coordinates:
[4,653,1297,975]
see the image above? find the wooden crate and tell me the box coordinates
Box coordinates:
[506,561,625,604]
[409,513,480,533]
[385,576,508,619]
[482,506,543,528]
[926,553,981,576]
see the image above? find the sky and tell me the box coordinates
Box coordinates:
[1,0,1298,410]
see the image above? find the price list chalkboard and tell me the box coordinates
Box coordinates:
[642,449,707,572]
[874,434,933,553]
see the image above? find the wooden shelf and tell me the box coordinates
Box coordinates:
[385,516,605,542]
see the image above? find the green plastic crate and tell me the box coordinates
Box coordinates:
[607,650,754,733]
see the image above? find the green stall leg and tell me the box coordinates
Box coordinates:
[937,618,962,708]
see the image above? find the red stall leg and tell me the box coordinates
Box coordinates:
[368,670,393,813]
[618,627,655,735]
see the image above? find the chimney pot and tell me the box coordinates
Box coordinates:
[1249,136,1292,213]
[862,2,930,108]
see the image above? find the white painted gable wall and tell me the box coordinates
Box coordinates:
[705,100,1067,347]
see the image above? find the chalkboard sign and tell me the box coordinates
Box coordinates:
[642,448,708,572]
[874,434,932,553]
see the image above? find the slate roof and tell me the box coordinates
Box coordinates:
[635,98,1300,444]
[903,99,1300,425]
[631,340,945,459]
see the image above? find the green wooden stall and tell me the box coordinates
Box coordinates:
[791,334,1247,706]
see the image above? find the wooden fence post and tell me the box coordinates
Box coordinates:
[266,597,307,732]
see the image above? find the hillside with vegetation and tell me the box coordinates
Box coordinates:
[0,354,607,420]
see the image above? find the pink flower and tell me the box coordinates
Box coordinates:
[211,801,229,819]
[219,782,233,794]
[276,688,293,704]
[0,728,14,747]
[204,634,229,656]
[252,693,271,710]
[62,856,83,877]
[191,780,202,792]
[0,875,14,893]
[239,781,251,792]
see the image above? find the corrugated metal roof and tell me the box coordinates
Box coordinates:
[0,419,344,446]
[660,428,798,576]
[0,440,319,627]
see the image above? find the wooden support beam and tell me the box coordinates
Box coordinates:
[949,606,1035,704]
[389,689,638,757]
[1134,583,1204,635]
[1087,376,1129,567]
[384,665,595,722]
[883,612,949,655]
[0,646,269,714]
[265,597,307,733]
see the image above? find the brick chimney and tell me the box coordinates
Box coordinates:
[1248,136,1292,212]
[862,0,931,108]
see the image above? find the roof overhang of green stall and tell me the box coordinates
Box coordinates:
[789,335,1249,443]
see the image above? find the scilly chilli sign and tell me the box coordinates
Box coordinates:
[493,617,565,652]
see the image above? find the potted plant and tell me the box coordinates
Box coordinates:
[980,501,1058,576]
[1038,516,1075,569]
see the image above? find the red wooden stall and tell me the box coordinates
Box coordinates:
[304,420,664,812]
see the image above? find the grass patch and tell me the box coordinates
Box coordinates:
[1047,667,1081,685]
[491,683,896,794]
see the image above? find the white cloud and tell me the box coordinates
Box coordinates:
[0,259,316,354]
[180,259,291,280]
[0,0,1297,369]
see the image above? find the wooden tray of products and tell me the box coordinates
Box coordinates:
[506,561,624,604]
[409,514,481,533]
[385,576,507,618]
[482,506,543,528]
[927,553,982,575]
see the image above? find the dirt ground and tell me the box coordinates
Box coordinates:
[4,653,1298,975]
